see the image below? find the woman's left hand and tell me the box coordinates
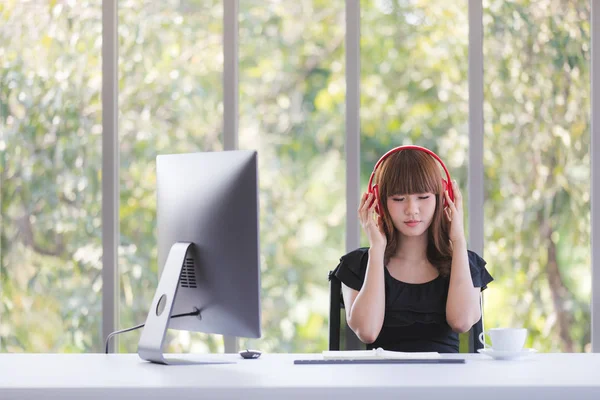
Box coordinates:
[444,180,466,244]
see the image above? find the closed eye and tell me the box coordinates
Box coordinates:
[391,195,431,201]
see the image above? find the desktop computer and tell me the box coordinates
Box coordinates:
[137,150,261,365]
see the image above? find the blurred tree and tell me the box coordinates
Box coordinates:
[0,0,591,354]
[116,0,225,354]
[1,0,104,352]
[482,0,590,352]
[236,0,346,353]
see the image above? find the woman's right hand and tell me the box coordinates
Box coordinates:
[359,191,387,250]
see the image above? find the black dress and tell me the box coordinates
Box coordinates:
[333,247,494,353]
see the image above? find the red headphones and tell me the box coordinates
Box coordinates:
[367,145,454,215]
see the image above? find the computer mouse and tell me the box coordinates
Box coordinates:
[239,349,262,359]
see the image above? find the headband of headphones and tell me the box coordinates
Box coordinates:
[367,145,454,213]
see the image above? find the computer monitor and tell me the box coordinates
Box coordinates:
[137,150,261,365]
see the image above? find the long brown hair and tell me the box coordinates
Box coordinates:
[375,149,453,276]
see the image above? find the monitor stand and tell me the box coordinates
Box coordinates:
[137,242,234,365]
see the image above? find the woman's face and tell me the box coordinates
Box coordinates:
[386,192,437,237]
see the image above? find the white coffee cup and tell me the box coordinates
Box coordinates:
[478,328,527,352]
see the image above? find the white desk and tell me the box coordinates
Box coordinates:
[0,352,598,400]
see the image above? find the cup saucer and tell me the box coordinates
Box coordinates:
[477,348,537,360]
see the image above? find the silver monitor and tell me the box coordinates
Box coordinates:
[137,150,261,365]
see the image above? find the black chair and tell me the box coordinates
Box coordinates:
[328,270,484,353]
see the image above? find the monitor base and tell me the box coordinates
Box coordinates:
[138,242,195,365]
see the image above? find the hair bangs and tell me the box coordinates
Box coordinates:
[377,150,443,198]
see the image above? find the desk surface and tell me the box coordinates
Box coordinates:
[1,352,599,400]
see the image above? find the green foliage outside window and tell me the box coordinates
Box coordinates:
[0,0,591,353]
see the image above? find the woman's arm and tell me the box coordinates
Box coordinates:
[341,247,386,343]
[444,181,481,333]
[342,191,388,343]
[445,239,482,333]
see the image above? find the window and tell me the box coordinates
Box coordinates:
[1,0,596,354]
[0,0,103,352]
[360,0,470,350]
[117,0,223,352]
[360,0,469,205]
[483,0,591,352]
[238,0,346,352]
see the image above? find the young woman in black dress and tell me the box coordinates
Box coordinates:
[334,146,493,353]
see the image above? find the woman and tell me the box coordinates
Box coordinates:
[334,147,493,353]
